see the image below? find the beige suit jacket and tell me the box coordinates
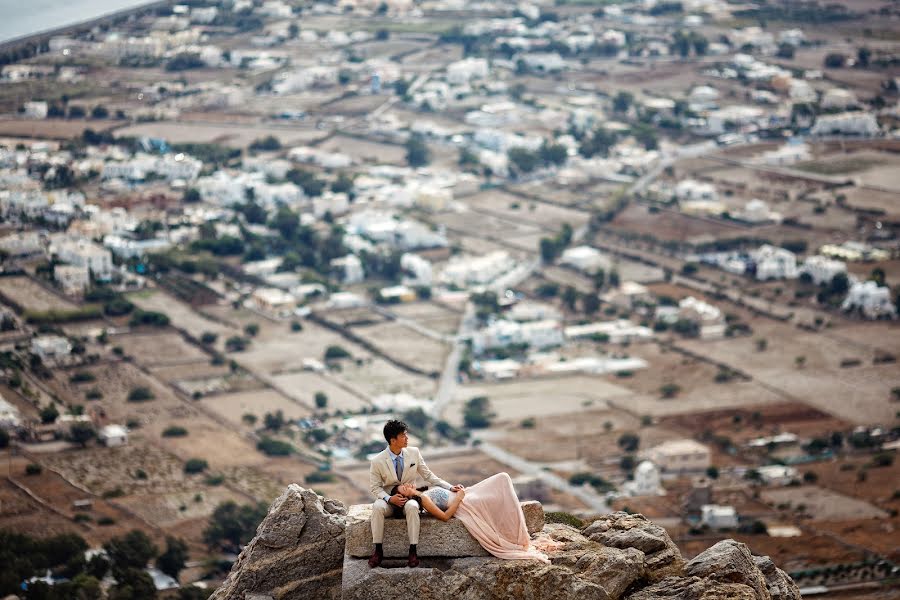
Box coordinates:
[369,446,451,502]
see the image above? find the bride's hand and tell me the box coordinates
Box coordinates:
[457,489,465,500]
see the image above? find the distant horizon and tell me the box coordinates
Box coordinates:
[0,0,157,45]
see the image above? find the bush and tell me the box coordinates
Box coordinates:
[660,383,681,398]
[304,471,335,484]
[200,332,218,345]
[520,417,536,429]
[463,396,494,429]
[25,463,42,475]
[618,433,640,452]
[257,437,294,456]
[290,321,303,332]
[545,511,584,528]
[130,310,170,327]
[225,336,249,352]
[314,392,328,409]
[184,458,209,474]
[98,516,116,526]
[127,387,155,402]
[69,371,96,383]
[324,345,351,361]
[162,426,188,437]
[205,474,225,486]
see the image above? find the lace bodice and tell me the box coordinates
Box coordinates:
[423,487,456,510]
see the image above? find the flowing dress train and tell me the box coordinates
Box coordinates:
[427,472,550,563]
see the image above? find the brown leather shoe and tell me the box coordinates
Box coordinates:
[368,550,383,568]
[407,553,420,568]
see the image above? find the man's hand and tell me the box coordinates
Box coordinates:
[389,494,407,507]
[450,484,465,492]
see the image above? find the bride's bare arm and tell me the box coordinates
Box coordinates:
[417,491,464,522]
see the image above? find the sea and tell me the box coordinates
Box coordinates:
[0,0,156,44]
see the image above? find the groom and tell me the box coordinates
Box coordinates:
[368,419,463,568]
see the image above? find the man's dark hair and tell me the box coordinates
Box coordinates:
[383,420,408,444]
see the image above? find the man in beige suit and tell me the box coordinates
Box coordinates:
[368,419,463,568]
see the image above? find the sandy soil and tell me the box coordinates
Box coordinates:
[0,276,77,312]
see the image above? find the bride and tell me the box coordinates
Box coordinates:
[397,472,550,563]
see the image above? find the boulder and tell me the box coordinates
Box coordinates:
[582,511,684,581]
[342,523,646,600]
[753,555,801,600]
[210,485,346,600]
[344,500,544,558]
[684,540,772,600]
[626,575,759,600]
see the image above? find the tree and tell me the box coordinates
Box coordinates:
[70,422,96,447]
[706,465,720,479]
[40,403,60,423]
[200,332,218,345]
[104,530,158,573]
[225,336,248,352]
[108,568,157,600]
[258,437,294,456]
[776,43,795,59]
[127,387,155,402]
[857,46,871,68]
[660,383,681,398]
[824,53,846,68]
[562,286,578,311]
[286,168,326,197]
[582,293,600,315]
[183,188,201,204]
[463,396,494,429]
[184,458,208,474]
[613,91,633,113]
[405,134,430,167]
[156,537,188,580]
[0,428,8,449]
[324,345,351,361]
[508,147,540,174]
[264,410,285,431]
[617,433,640,452]
[244,323,259,337]
[204,501,269,549]
[91,105,109,119]
[249,135,281,152]
[314,392,328,409]
[794,355,806,369]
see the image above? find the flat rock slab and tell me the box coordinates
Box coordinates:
[345,500,544,558]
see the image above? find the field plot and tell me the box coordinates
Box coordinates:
[234,316,372,374]
[152,362,232,384]
[114,121,324,148]
[841,186,900,217]
[337,356,437,399]
[349,321,448,374]
[813,517,900,564]
[677,322,900,424]
[40,443,192,496]
[173,369,263,396]
[761,486,889,521]
[447,375,631,427]
[802,456,900,508]
[200,388,311,427]
[270,371,367,412]
[110,331,208,367]
[318,94,390,117]
[318,134,406,164]
[608,204,748,244]
[0,276,77,312]
[388,301,461,335]
[115,486,248,528]
[128,289,236,341]
[3,457,156,544]
[462,189,591,232]
[0,118,123,140]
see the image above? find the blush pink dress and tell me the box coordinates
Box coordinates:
[425,472,550,563]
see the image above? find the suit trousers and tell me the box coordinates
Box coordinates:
[371,498,420,545]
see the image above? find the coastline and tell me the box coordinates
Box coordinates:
[0,0,170,56]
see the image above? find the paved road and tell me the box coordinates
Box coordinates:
[477,441,610,513]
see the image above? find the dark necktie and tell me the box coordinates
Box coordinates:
[394,455,403,480]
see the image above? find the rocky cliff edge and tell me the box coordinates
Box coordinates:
[211,484,801,600]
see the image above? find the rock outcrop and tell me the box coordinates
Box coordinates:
[211,486,802,600]
[210,485,346,600]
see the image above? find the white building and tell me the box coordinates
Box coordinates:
[759,142,810,166]
[757,465,798,487]
[99,424,128,447]
[564,320,653,344]
[701,504,738,529]
[842,280,897,319]
[252,287,296,318]
[53,237,113,281]
[401,253,433,287]
[440,251,516,288]
[560,246,611,274]
[674,296,726,339]
[446,58,489,85]
[603,281,653,310]
[643,439,711,474]
[821,88,858,110]
[24,101,48,119]
[331,254,365,284]
[675,179,717,203]
[752,245,798,280]
[472,319,564,354]
[31,336,72,361]
[799,255,847,285]
[622,461,663,496]
[810,112,879,137]
[737,199,781,224]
